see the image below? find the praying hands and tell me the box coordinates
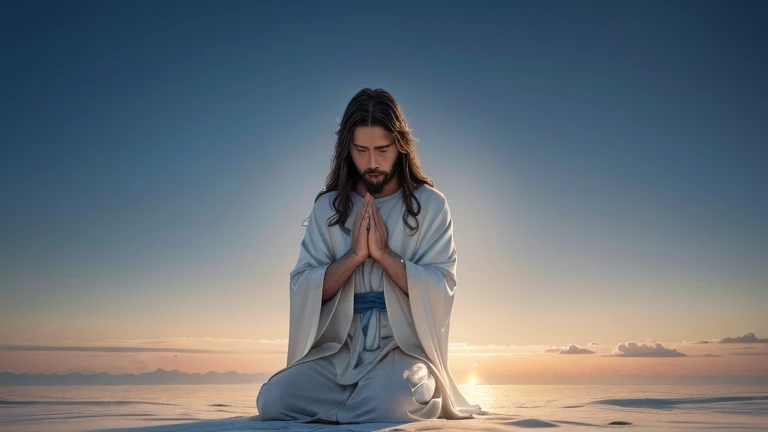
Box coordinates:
[356,194,408,296]
[365,193,390,261]
[342,193,406,297]
[350,193,390,264]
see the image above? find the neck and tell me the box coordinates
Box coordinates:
[355,176,401,199]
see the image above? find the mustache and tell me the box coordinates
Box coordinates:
[363,169,386,176]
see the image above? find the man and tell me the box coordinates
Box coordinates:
[256,88,481,424]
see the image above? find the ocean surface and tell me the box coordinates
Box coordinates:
[1,384,767,431]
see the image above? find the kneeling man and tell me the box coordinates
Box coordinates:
[256,88,480,424]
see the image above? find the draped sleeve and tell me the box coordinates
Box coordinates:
[403,196,478,415]
[286,197,342,367]
[407,198,457,340]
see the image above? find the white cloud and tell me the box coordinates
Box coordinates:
[559,344,595,355]
[720,332,768,343]
[612,342,686,357]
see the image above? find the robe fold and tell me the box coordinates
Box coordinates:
[280,184,481,420]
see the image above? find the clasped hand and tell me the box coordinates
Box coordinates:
[351,193,390,263]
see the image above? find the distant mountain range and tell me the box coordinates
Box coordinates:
[0,368,271,385]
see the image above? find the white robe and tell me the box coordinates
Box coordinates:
[281,184,481,420]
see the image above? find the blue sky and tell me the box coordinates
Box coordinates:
[1,1,766,355]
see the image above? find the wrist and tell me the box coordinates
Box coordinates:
[371,247,390,262]
[349,250,368,266]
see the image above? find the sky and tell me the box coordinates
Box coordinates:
[1,1,766,382]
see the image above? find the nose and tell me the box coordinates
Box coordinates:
[368,152,378,171]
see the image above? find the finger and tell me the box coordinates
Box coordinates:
[355,201,366,223]
[353,203,364,231]
[355,202,368,234]
[367,202,378,227]
[364,207,372,235]
[365,211,375,232]
[364,208,372,232]
[369,209,377,236]
[374,204,385,232]
[374,203,383,224]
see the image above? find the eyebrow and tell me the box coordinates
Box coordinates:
[352,143,394,150]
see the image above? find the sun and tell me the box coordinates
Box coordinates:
[470,378,477,386]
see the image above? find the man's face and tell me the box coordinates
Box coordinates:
[350,125,399,195]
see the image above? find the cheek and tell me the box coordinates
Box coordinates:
[385,153,399,170]
[350,154,365,171]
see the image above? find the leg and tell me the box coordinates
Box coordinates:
[336,348,441,423]
[256,357,353,421]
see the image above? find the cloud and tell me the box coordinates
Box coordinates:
[559,344,595,355]
[720,332,768,344]
[588,342,600,346]
[544,348,562,353]
[612,342,686,357]
[728,352,768,356]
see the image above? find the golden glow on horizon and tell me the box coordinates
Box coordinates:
[2,337,768,385]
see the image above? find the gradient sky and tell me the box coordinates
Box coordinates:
[1,1,766,379]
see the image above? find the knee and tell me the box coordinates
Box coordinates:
[256,382,290,421]
[364,394,415,423]
[355,371,416,422]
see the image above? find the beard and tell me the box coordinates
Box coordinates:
[357,162,398,195]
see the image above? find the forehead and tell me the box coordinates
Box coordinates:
[352,125,393,147]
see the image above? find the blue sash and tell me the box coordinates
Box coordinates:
[354,292,386,336]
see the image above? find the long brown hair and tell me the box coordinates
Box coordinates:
[315,88,434,235]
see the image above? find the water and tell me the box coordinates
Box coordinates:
[1,384,767,431]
